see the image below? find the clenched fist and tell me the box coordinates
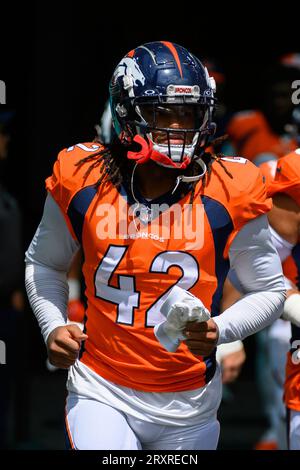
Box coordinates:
[47,324,88,369]
[183,319,219,357]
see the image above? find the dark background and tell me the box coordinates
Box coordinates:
[0,2,298,449]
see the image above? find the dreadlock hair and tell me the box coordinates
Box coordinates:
[201,135,233,184]
[75,134,233,205]
[75,137,134,189]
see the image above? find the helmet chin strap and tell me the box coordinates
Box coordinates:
[171,157,207,194]
[130,155,207,207]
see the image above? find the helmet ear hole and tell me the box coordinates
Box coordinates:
[208,122,217,136]
[116,103,128,118]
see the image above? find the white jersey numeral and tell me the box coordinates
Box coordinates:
[67,143,100,152]
[95,245,139,325]
[94,247,199,327]
[146,251,199,326]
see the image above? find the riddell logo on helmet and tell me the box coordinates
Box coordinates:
[0,80,6,104]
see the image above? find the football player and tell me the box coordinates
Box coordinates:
[227,149,300,449]
[267,150,300,450]
[96,88,246,388]
[25,41,285,450]
[227,58,300,167]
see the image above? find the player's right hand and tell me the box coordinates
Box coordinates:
[47,324,88,369]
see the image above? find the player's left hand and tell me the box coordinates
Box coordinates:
[183,319,219,356]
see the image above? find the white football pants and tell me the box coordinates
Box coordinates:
[65,392,220,450]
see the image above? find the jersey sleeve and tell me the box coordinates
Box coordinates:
[222,160,272,256]
[259,160,277,188]
[45,142,104,241]
[267,150,300,207]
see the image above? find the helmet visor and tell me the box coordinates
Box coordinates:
[138,103,205,138]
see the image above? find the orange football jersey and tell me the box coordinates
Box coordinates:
[264,152,299,286]
[259,160,277,188]
[285,344,300,412]
[284,250,300,412]
[282,256,298,289]
[266,149,300,410]
[46,143,271,392]
[267,150,300,287]
[268,149,300,208]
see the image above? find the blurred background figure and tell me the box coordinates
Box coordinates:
[227,54,300,167]
[95,100,115,145]
[0,110,27,449]
[222,55,300,450]
[267,149,300,450]
[221,149,300,451]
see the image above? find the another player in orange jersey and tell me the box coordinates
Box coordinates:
[227,61,300,167]
[25,42,285,450]
[224,151,300,449]
[267,149,300,450]
[227,110,297,165]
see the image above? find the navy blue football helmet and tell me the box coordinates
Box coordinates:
[109,41,217,169]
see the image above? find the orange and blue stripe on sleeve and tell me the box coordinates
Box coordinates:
[67,186,98,244]
[201,195,233,317]
[201,195,233,384]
